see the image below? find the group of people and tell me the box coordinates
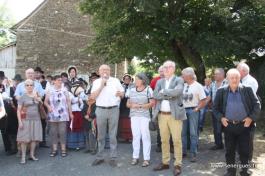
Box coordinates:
[0,60,261,176]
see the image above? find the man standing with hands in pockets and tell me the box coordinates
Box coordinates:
[90,64,124,167]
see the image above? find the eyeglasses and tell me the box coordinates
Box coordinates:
[26,84,33,87]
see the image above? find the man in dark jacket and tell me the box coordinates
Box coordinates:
[213,68,261,176]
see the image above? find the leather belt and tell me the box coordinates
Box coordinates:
[228,120,244,125]
[97,106,118,109]
[159,111,171,115]
[185,107,196,110]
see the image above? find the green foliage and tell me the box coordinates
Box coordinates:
[0,3,15,47]
[80,0,265,72]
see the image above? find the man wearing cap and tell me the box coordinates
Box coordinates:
[90,64,124,167]
[153,60,186,176]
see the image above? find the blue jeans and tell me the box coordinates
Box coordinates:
[182,108,199,155]
[212,113,223,147]
[199,106,208,129]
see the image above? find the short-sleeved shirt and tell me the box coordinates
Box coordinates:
[91,77,124,107]
[47,88,69,122]
[183,81,206,108]
[18,94,40,120]
[127,86,153,118]
[15,80,45,97]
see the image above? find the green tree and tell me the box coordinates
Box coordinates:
[80,0,265,82]
[0,3,15,47]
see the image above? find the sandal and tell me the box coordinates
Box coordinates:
[131,158,139,165]
[142,160,150,167]
[61,150,67,157]
[20,157,26,164]
[50,150,58,157]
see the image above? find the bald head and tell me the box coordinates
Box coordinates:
[25,68,35,80]
[99,64,111,78]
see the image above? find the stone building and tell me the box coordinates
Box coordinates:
[11,0,126,80]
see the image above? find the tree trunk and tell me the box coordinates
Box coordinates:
[171,39,189,69]
[176,41,206,83]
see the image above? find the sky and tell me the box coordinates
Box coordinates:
[1,0,44,22]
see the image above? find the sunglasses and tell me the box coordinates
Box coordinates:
[26,84,34,87]
[185,85,190,93]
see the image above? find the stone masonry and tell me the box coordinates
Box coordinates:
[12,0,126,79]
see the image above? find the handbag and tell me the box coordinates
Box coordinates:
[38,101,47,119]
[147,87,157,131]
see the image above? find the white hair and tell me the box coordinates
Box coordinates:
[158,65,164,72]
[163,60,176,69]
[237,62,250,74]
[182,67,196,80]
[226,68,241,78]
[24,79,34,86]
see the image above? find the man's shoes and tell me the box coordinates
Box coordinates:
[224,169,236,176]
[156,146,162,153]
[210,145,224,150]
[84,149,91,153]
[90,150,97,155]
[153,163,170,171]
[109,159,117,167]
[6,150,17,156]
[224,171,236,176]
[190,155,197,162]
[182,153,187,158]
[173,165,182,176]
[92,159,104,166]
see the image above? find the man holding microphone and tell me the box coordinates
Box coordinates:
[90,64,124,167]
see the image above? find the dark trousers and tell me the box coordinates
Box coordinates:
[212,113,223,147]
[249,124,255,161]
[1,130,11,152]
[224,122,252,174]
[41,119,47,143]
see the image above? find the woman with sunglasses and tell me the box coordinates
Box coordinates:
[44,75,73,157]
[16,79,43,164]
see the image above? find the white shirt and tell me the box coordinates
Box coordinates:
[91,77,124,107]
[241,74,258,94]
[69,92,84,112]
[183,81,206,108]
[160,76,173,112]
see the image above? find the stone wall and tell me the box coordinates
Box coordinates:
[15,0,125,80]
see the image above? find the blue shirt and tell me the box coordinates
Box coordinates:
[225,89,247,121]
[14,80,45,97]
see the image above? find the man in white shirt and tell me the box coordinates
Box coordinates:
[237,62,259,162]
[181,67,206,162]
[90,64,124,167]
[237,62,258,94]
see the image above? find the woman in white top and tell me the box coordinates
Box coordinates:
[127,73,154,167]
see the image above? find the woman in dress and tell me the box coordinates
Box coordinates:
[127,73,154,167]
[44,75,73,157]
[16,79,43,164]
